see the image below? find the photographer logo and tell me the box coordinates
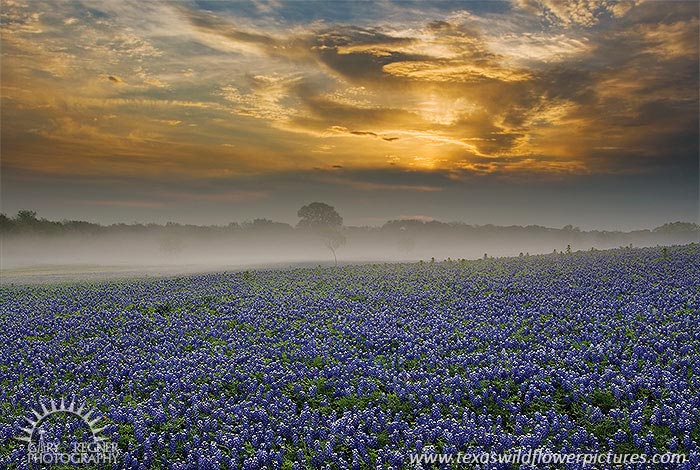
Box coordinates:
[16,398,121,465]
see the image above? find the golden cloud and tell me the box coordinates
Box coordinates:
[0,0,697,189]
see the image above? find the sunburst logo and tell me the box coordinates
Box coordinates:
[17,397,106,444]
[16,397,121,466]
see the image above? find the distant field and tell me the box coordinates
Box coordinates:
[1,245,698,468]
[0,261,346,285]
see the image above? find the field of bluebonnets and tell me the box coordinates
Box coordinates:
[1,244,699,469]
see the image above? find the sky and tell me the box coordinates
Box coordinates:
[1,0,698,230]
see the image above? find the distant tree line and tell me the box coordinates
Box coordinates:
[0,210,293,235]
[1,208,698,238]
[380,218,700,236]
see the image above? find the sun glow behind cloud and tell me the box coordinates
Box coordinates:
[0,0,698,219]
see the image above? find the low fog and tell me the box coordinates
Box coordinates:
[1,209,698,283]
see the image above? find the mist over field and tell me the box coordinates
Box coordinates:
[2,210,698,282]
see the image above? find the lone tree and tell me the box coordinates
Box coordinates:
[297,202,343,228]
[321,229,345,266]
[297,202,345,266]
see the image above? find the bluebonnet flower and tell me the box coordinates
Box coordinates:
[0,245,698,467]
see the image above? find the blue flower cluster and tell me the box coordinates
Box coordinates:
[1,245,699,469]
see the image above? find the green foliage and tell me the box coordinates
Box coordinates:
[296,202,343,228]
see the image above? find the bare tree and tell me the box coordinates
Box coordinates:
[322,228,346,266]
[297,202,345,265]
